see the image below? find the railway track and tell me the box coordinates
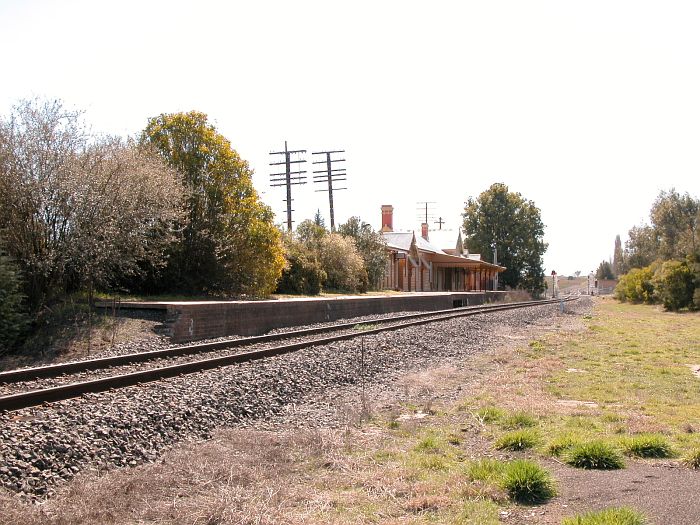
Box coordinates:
[0,297,576,412]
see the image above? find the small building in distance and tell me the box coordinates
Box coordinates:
[379,205,505,292]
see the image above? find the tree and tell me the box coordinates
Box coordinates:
[141,111,285,296]
[613,235,624,277]
[0,99,185,308]
[650,189,699,259]
[574,271,582,277]
[653,259,695,311]
[338,216,387,290]
[462,183,547,294]
[624,225,659,271]
[596,260,615,280]
[318,233,367,292]
[0,245,29,353]
[276,232,326,295]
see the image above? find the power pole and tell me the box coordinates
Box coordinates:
[434,217,445,230]
[269,141,307,231]
[312,150,347,231]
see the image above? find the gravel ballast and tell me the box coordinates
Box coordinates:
[0,299,590,500]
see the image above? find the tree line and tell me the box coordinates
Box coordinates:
[612,189,699,310]
[0,99,387,354]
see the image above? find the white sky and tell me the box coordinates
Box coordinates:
[2,0,699,276]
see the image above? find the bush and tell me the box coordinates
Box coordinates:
[0,250,30,353]
[619,434,674,458]
[276,235,326,295]
[565,441,625,469]
[318,233,367,292]
[501,459,556,504]
[562,506,646,525]
[653,259,695,311]
[495,429,539,451]
[614,266,656,304]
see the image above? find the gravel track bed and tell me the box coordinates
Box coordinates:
[0,299,589,500]
[0,309,477,396]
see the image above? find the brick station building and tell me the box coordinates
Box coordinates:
[379,205,505,292]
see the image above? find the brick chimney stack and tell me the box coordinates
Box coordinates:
[381,205,393,232]
[421,222,429,241]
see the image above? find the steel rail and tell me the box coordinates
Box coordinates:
[0,297,577,412]
[0,298,569,383]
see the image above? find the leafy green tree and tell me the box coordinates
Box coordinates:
[596,260,615,280]
[141,111,285,296]
[650,189,699,259]
[338,216,387,290]
[462,183,547,294]
[624,225,659,271]
[0,246,29,353]
[653,259,695,311]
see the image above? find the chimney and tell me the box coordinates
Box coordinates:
[381,205,393,232]
[421,222,429,241]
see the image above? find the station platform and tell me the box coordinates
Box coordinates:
[98,291,505,343]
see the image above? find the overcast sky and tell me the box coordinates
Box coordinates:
[2,0,699,276]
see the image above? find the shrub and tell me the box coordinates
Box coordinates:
[653,259,695,311]
[619,434,674,458]
[276,235,326,295]
[501,459,556,504]
[495,429,539,451]
[561,506,646,525]
[0,249,30,353]
[614,266,656,304]
[318,233,367,292]
[565,441,625,469]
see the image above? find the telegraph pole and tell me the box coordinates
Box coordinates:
[434,217,445,230]
[269,141,307,231]
[312,150,347,231]
[416,201,436,225]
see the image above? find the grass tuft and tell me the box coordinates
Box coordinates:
[565,441,625,469]
[561,506,646,525]
[683,447,700,469]
[466,458,507,482]
[454,499,500,525]
[500,459,556,504]
[501,411,538,429]
[546,434,581,457]
[495,429,539,451]
[619,434,675,458]
[475,406,505,423]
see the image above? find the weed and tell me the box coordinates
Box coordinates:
[561,506,646,524]
[619,434,675,458]
[529,340,545,351]
[501,459,556,504]
[474,406,505,424]
[683,447,700,469]
[501,411,538,429]
[495,429,539,451]
[353,323,379,331]
[414,434,443,453]
[565,441,625,469]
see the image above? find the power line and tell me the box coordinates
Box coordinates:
[312,150,347,231]
[269,140,307,231]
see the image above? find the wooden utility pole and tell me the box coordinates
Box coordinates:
[269,141,307,231]
[416,201,436,225]
[312,150,347,231]
[434,217,445,230]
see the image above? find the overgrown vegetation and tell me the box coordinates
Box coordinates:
[614,189,699,311]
